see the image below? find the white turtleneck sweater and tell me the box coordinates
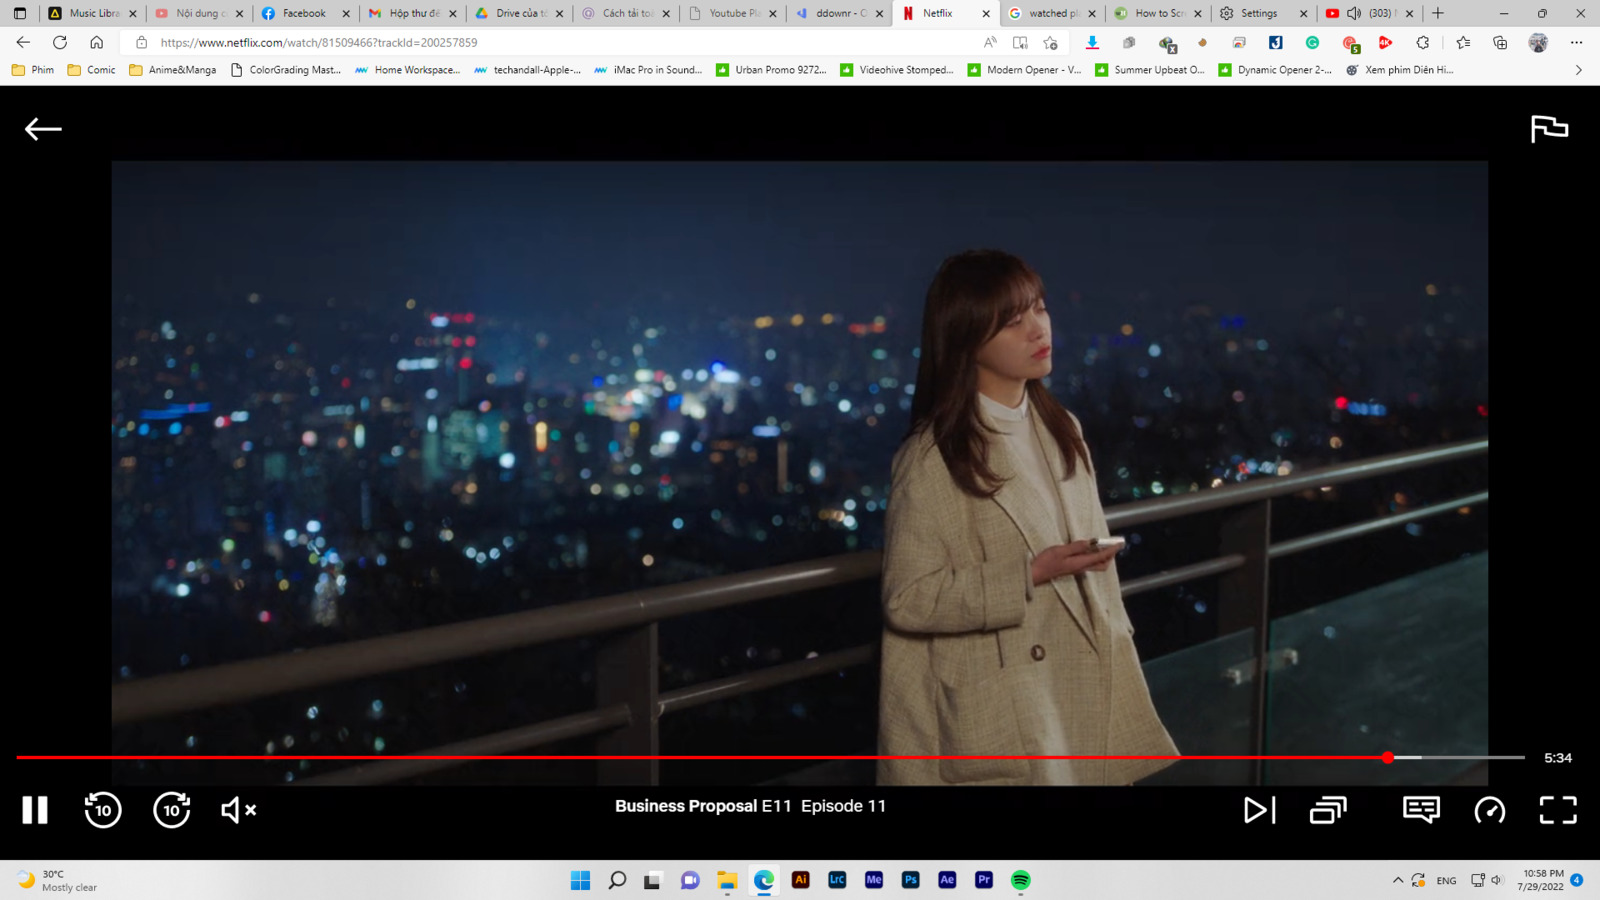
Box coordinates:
[976,389,1080,784]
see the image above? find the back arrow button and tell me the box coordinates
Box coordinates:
[16,35,29,47]
[25,118,64,141]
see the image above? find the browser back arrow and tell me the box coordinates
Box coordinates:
[25,118,64,141]
[16,34,29,47]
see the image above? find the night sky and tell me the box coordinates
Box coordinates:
[111,161,1488,333]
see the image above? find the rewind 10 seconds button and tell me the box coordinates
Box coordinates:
[1474,796,1506,824]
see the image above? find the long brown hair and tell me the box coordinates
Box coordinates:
[905,249,1090,499]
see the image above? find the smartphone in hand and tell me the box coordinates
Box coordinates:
[1090,536,1126,551]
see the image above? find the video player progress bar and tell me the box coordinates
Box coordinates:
[19,753,1532,761]
[1395,749,1529,755]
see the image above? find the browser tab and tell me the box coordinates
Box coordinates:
[999,2,1080,25]
[895,3,981,25]
[793,3,893,23]
[463,4,569,24]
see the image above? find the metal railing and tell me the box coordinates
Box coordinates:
[111,436,1488,786]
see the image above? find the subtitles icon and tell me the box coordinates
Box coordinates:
[1403,796,1442,823]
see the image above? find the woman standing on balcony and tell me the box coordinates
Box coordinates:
[877,249,1178,786]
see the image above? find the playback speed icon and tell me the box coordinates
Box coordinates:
[1475,796,1507,823]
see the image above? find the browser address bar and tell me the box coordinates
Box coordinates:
[118,28,1032,56]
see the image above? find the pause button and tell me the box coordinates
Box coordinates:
[22,796,48,824]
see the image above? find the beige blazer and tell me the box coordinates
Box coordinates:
[877,405,1178,785]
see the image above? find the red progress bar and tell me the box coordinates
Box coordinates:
[19,752,1399,763]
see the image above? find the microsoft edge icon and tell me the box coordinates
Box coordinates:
[260,4,274,17]
[750,866,778,897]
